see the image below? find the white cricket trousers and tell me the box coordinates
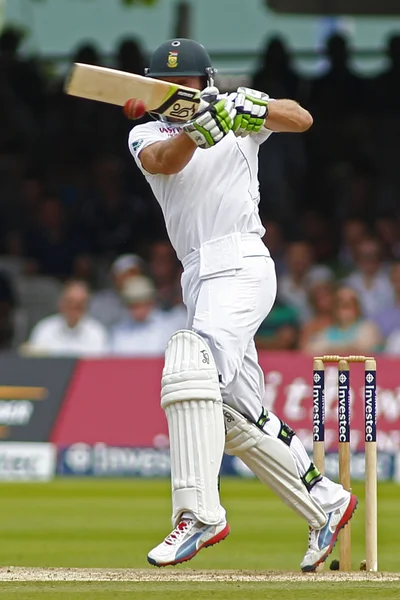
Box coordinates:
[181,235,347,513]
[182,247,276,422]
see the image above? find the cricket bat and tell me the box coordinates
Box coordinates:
[65,63,201,122]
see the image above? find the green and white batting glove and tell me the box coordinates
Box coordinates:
[199,85,220,104]
[183,97,236,149]
[233,87,269,137]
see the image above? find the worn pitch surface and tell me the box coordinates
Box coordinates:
[0,567,399,582]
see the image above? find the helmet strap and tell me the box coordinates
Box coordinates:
[205,66,216,87]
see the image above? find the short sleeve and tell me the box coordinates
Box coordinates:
[128,123,166,176]
[251,126,274,145]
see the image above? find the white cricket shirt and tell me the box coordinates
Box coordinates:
[128,122,273,261]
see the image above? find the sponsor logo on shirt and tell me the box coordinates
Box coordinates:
[131,138,144,153]
[159,126,181,137]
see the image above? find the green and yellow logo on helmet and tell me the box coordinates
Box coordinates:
[167,51,178,68]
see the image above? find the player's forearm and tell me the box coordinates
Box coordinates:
[140,132,197,175]
[265,99,313,133]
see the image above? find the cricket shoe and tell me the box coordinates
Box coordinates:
[147,517,230,567]
[300,492,358,572]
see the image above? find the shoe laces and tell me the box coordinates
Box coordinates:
[307,527,319,552]
[165,519,193,546]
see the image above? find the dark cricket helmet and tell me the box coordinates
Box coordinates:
[145,38,216,85]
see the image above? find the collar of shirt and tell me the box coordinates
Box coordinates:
[59,316,88,335]
[120,309,163,329]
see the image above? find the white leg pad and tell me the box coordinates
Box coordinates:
[162,330,225,527]
[223,404,327,528]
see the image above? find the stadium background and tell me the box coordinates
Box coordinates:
[0,1,399,596]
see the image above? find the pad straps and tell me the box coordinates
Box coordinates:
[301,463,323,492]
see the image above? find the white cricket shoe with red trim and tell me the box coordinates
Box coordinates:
[300,492,358,572]
[147,517,230,567]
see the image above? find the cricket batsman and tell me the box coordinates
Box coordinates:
[126,38,357,571]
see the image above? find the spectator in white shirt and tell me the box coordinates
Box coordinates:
[110,275,186,357]
[25,280,108,357]
[89,254,145,330]
[343,238,394,318]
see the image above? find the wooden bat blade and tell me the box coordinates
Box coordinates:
[65,63,200,121]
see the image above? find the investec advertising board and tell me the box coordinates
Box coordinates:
[56,443,399,481]
[0,442,56,481]
[50,354,400,481]
[0,355,76,480]
[1,353,399,481]
[51,355,400,453]
[57,443,257,479]
[0,355,76,442]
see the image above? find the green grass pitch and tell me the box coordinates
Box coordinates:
[0,478,398,599]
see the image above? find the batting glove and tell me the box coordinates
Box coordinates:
[183,97,236,149]
[233,87,269,137]
[200,85,220,102]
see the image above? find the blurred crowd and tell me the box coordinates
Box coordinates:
[1,27,400,357]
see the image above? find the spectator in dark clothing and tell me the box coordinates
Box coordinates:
[261,220,287,277]
[148,240,181,311]
[109,38,149,156]
[73,42,101,66]
[47,42,104,158]
[371,33,400,112]
[0,270,16,349]
[115,37,146,75]
[374,213,400,262]
[15,173,46,236]
[252,36,303,101]
[338,218,369,272]
[300,210,337,265]
[0,26,45,118]
[24,197,89,279]
[79,155,139,256]
[253,38,308,220]
[309,33,365,117]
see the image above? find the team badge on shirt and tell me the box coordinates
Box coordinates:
[131,139,144,153]
[167,51,178,68]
